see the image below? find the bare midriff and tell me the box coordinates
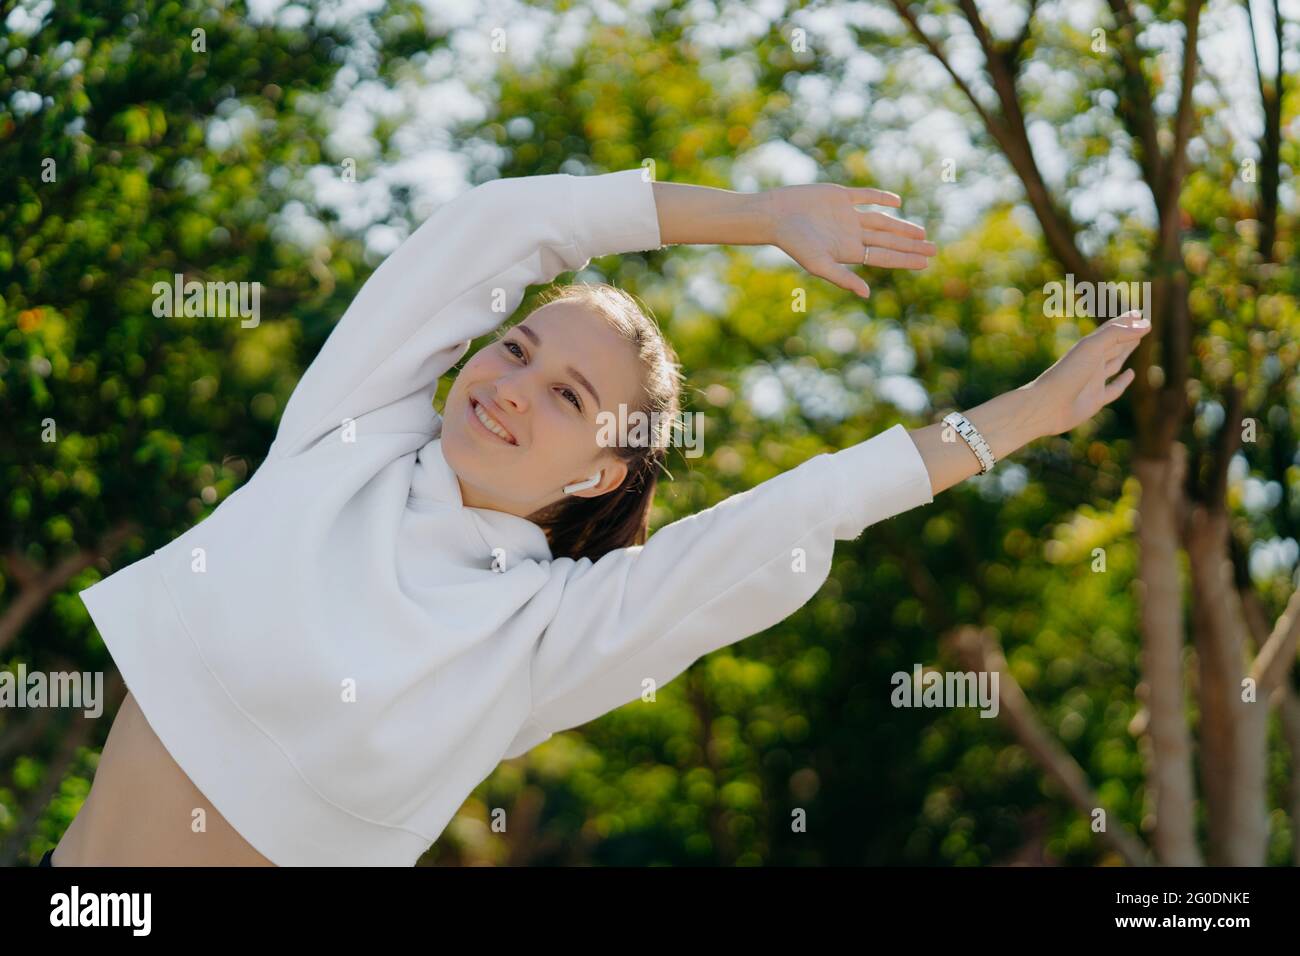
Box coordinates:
[53,689,276,866]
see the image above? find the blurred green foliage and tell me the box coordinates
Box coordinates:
[2,0,1297,866]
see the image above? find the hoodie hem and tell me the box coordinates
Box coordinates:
[78,550,433,866]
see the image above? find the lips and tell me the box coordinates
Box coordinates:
[469,398,517,445]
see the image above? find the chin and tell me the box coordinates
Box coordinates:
[439,416,470,467]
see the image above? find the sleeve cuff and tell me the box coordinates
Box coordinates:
[827,423,935,541]
[568,168,663,260]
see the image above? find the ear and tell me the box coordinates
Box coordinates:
[571,458,628,498]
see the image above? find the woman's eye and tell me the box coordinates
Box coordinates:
[502,340,580,411]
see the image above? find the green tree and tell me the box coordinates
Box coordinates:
[0,0,435,864]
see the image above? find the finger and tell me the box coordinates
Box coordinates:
[1103,330,1144,363]
[1095,316,1151,344]
[1104,340,1142,376]
[862,229,937,257]
[858,210,928,240]
[821,262,871,298]
[860,246,931,270]
[1104,323,1151,345]
[1102,310,1151,333]
[1103,367,1136,403]
[851,187,901,208]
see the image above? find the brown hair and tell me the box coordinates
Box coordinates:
[513,283,684,562]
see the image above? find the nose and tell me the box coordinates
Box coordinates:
[492,373,529,413]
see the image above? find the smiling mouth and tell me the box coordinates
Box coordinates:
[470,399,518,445]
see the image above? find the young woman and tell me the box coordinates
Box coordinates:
[45,168,1149,866]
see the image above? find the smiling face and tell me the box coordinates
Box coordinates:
[441,301,648,519]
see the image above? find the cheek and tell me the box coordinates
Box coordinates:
[525,409,581,461]
[455,355,486,386]
[556,421,601,471]
[447,355,495,409]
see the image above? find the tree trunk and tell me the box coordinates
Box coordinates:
[1133,445,1201,864]
[1280,684,1300,864]
[1185,505,1270,864]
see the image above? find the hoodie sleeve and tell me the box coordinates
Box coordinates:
[267,169,663,460]
[512,423,935,751]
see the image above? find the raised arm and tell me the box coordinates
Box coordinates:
[909,309,1152,495]
[651,179,937,297]
[504,310,1151,757]
[649,175,1150,494]
[267,169,662,460]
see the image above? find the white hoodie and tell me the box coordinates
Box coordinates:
[77,168,935,866]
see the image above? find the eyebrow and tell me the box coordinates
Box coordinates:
[514,324,602,408]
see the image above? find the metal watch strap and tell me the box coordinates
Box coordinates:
[942,411,996,474]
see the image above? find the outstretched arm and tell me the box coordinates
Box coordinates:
[504,310,1151,757]
[651,176,1151,494]
[505,419,934,756]
[908,309,1152,495]
[655,175,1154,494]
[650,179,937,297]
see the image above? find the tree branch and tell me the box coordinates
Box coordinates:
[1159,0,1203,261]
[1105,0,1165,196]
[1243,0,1284,260]
[1250,586,1300,700]
[0,521,141,652]
[943,625,1152,865]
[1006,0,1040,70]
[1205,384,1244,510]
[885,0,1099,284]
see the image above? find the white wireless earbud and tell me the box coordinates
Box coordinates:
[563,471,601,494]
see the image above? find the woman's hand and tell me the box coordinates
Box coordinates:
[765,184,936,299]
[1027,310,1152,437]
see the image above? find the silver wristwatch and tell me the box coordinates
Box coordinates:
[942,411,996,474]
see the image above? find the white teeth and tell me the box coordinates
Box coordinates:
[473,401,514,443]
